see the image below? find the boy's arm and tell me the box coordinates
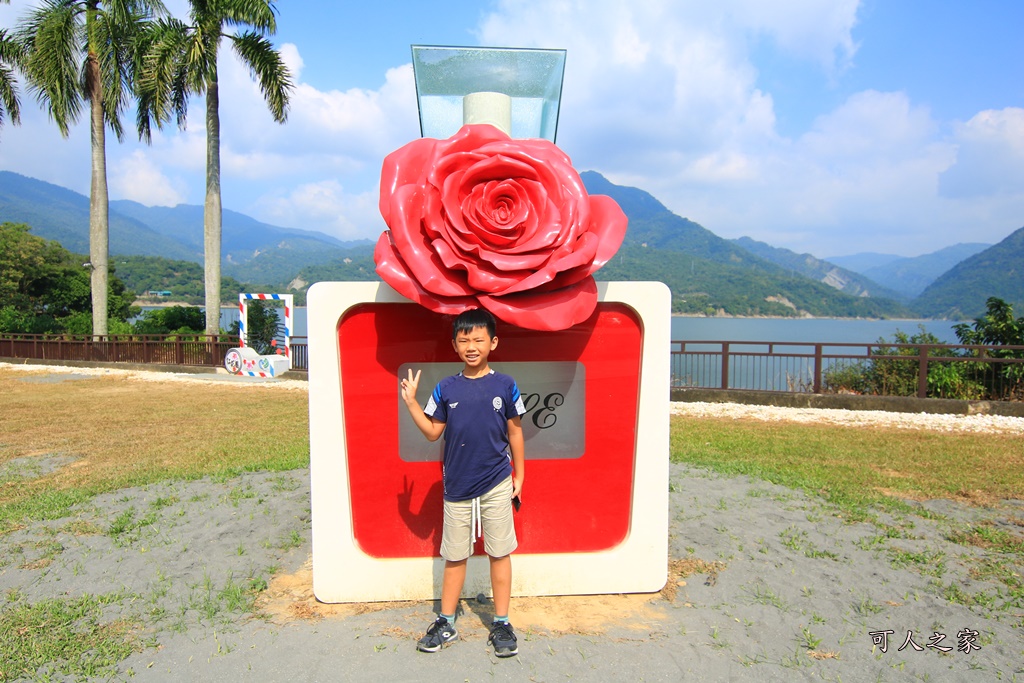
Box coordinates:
[507,415,524,499]
[401,368,446,442]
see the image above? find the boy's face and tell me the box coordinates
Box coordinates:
[452,325,498,370]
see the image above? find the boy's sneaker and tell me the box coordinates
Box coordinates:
[488,621,518,657]
[416,616,458,653]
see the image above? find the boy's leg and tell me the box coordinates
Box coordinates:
[487,554,518,657]
[418,497,473,653]
[441,558,468,616]
[489,554,511,617]
[480,478,519,657]
[418,559,467,653]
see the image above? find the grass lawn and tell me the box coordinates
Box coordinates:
[0,371,308,533]
[671,415,1024,517]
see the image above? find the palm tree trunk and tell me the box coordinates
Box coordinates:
[204,77,222,337]
[87,48,108,338]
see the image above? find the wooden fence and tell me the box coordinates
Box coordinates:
[0,334,310,372]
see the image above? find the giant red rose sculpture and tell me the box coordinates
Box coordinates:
[375,124,627,331]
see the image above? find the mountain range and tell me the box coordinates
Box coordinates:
[826,243,991,299]
[1,169,1022,319]
[0,171,369,285]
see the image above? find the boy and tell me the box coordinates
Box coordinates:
[400,308,526,657]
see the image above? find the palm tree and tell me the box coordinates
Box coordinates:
[137,0,292,337]
[0,1,23,134]
[17,0,164,337]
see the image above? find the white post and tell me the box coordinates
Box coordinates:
[463,91,512,135]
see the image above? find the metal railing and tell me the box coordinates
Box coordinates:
[0,333,310,372]
[672,340,1024,400]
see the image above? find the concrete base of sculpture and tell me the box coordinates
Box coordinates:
[306,281,669,603]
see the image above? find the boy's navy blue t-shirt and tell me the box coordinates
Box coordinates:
[423,369,527,502]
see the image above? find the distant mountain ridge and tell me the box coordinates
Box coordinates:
[825,252,904,273]
[0,172,199,261]
[829,243,991,299]
[0,171,370,284]
[731,236,904,300]
[579,172,911,318]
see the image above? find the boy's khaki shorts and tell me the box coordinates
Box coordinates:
[440,476,517,562]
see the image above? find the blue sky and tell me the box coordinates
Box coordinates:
[1,0,1022,259]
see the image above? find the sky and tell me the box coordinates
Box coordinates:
[1,0,1022,259]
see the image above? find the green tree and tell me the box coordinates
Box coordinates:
[953,297,1024,399]
[136,0,292,336]
[228,299,280,354]
[133,304,204,334]
[16,0,164,336]
[953,297,1024,347]
[0,0,23,134]
[0,221,136,333]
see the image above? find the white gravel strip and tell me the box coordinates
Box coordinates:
[0,361,309,390]
[672,400,1024,434]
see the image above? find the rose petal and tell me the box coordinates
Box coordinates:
[379,137,439,224]
[479,278,599,331]
[463,180,528,247]
[430,239,533,293]
[374,232,477,314]
[387,185,475,297]
[498,233,600,295]
[587,195,629,268]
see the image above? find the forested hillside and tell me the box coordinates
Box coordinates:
[581,172,912,317]
[914,227,1024,318]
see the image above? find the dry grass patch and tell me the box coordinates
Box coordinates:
[0,370,308,530]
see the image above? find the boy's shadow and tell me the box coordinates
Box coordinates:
[397,475,444,549]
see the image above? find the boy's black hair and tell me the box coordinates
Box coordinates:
[452,308,497,340]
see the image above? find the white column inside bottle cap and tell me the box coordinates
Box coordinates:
[463,91,512,136]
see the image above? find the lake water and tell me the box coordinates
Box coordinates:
[148,305,965,344]
[669,317,965,344]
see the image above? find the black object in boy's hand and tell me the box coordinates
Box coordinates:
[512,496,521,512]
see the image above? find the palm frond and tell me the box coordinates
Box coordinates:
[0,29,24,128]
[17,0,85,136]
[220,0,278,34]
[230,30,291,122]
[0,66,21,129]
[135,17,195,139]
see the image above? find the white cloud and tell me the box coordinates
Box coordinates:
[110,150,187,206]
[256,180,381,241]
[799,90,936,161]
[725,0,860,72]
[939,107,1024,199]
